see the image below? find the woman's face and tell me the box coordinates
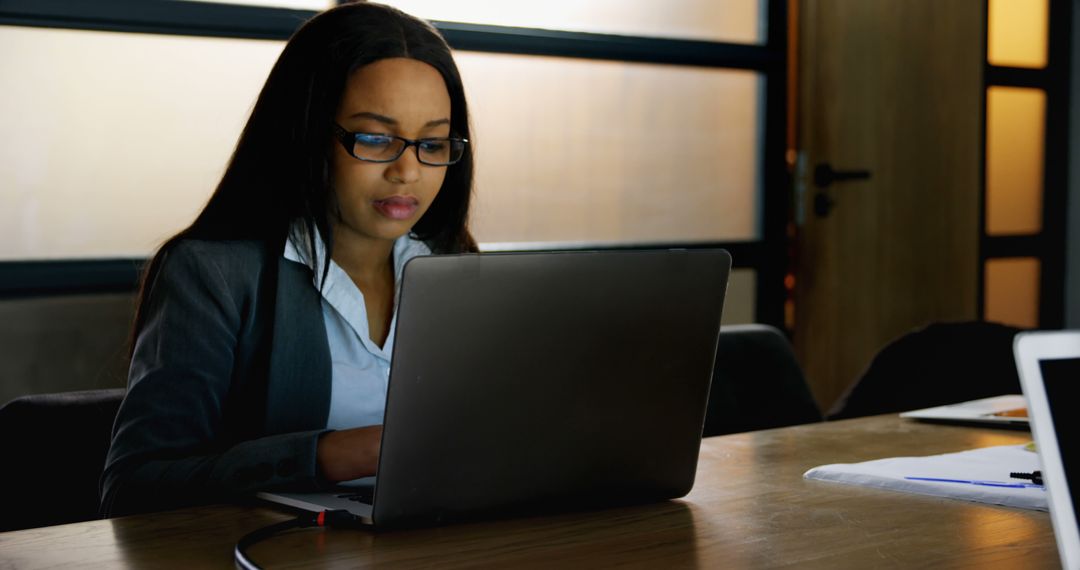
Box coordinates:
[331,57,451,245]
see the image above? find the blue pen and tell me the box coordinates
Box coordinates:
[904,476,1043,489]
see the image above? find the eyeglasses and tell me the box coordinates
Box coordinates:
[332,123,468,166]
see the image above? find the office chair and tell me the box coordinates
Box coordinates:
[0,388,124,531]
[703,324,822,437]
[827,321,1025,420]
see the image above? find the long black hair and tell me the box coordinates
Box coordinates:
[132,2,475,343]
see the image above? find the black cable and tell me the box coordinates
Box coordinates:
[234,510,365,570]
[1010,470,1044,485]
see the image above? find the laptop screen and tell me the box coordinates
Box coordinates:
[1040,357,1080,525]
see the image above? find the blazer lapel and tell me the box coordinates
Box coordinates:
[265,257,332,434]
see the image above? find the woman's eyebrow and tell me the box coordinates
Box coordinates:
[348,111,397,125]
[347,111,450,129]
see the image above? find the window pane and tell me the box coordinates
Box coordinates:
[985,86,1045,236]
[0,26,284,260]
[984,257,1040,328]
[383,0,762,44]
[0,27,760,259]
[723,269,756,325]
[459,52,761,246]
[988,0,1048,68]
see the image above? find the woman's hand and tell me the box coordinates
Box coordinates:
[316,425,383,482]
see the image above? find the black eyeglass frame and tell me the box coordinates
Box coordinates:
[332,123,468,166]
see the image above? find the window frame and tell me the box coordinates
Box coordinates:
[980,0,1072,328]
[0,0,790,327]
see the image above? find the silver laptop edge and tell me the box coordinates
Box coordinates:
[1015,330,1080,570]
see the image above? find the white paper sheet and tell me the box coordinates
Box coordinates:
[803,444,1046,511]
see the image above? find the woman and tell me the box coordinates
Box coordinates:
[101,2,475,517]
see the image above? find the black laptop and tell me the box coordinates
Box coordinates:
[258,248,731,528]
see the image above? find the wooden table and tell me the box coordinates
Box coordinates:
[0,416,1059,569]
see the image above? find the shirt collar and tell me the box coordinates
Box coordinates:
[283,223,431,282]
[283,222,431,357]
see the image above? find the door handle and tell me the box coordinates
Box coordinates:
[813,192,835,218]
[813,163,872,217]
[813,163,871,188]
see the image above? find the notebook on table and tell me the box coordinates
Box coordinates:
[899,395,1029,428]
[258,248,731,529]
[1015,330,1080,570]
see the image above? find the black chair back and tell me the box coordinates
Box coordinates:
[827,321,1024,420]
[703,324,822,437]
[0,389,124,531]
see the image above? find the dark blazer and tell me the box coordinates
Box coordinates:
[101,239,334,517]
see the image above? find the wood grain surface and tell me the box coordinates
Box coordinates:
[0,416,1057,569]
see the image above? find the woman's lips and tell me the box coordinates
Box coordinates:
[372,195,419,220]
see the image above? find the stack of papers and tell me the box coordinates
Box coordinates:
[804,445,1046,511]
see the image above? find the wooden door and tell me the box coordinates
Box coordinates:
[794,1,985,412]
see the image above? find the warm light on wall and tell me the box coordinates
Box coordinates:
[984,258,1040,328]
[985,86,1045,235]
[987,0,1048,68]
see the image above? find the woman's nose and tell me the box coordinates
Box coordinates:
[384,147,422,184]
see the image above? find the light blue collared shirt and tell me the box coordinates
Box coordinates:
[283,225,431,431]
